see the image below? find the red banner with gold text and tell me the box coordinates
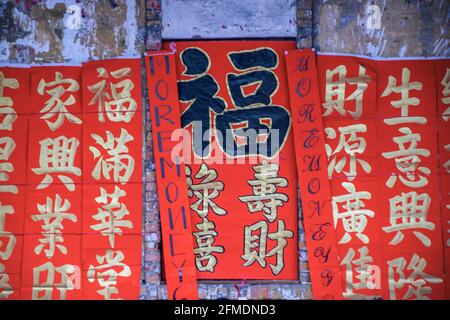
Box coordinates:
[1,59,142,300]
[315,54,447,300]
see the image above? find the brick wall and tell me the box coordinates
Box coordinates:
[0,0,448,300]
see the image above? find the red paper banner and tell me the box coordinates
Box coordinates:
[24,65,84,299]
[82,58,143,300]
[316,54,447,300]
[2,50,449,300]
[435,59,450,299]
[0,66,29,299]
[163,41,299,280]
[145,50,199,300]
[0,60,142,300]
[285,49,343,300]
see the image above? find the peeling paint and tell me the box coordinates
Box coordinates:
[161,0,297,39]
[0,0,145,63]
[313,0,449,57]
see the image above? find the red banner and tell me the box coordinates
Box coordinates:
[285,49,343,300]
[316,54,447,300]
[145,50,199,300]
[435,59,450,299]
[1,50,449,300]
[82,58,143,300]
[163,41,299,280]
[0,66,29,299]
[1,59,142,300]
[24,65,84,299]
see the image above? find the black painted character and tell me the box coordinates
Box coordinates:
[179,47,291,159]
[179,48,226,158]
[217,48,291,158]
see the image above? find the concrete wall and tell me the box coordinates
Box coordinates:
[0,0,448,300]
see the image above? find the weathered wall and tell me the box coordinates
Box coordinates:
[0,0,449,300]
[161,0,297,39]
[313,0,449,57]
[0,0,146,63]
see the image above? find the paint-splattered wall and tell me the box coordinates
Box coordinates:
[0,0,448,300]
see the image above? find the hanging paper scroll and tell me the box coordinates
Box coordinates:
[376,59,445,300]
[316,54,383,300]
[145,50,199,300]
[0,66,29,299]
[435,60,450,299]
[82,58,142,300]
[285,49,343,300]
[23,65,84,299]
[162,41,299,280]
[0,59,142,300]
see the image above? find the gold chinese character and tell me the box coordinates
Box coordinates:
[0,137,16,193]
[332,182,374,244]
[87,249,131,300]
[32,262,76,300]
[382,192,434,247]
[242,220,293,275]
[239,161,288,223]
[32,136,81,191]
[32,194,77,259]
[441,68,450,121]
[90,186,133,248]
[90,128,135,184]
[0,202,15,260]
[186,164,227,217]
[322,64,371,119]
[88,67,136,123]
[341,246,379,299]
[325,124,371,180]
[447,218,450,247]
[0,71,19,131]
[388,254,442,300]
[193,218,224,272]
[382,67,426,125]
[0,263,13,299]
[37,71,82,131]
[444,144,450,173]
[382,127,430,188]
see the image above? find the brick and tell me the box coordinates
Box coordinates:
[144,252,161,263]
[145,274,160,284]
[146,170,156,182]
[145,222,160,233]
[251,286,270,300]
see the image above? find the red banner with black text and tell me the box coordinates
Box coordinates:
[160,41,300,282]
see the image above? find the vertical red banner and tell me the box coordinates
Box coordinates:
[317,54,383,299]
[435,59,450,299]
[82,58,142,300]
[145,51,198,300]
[0,66,29,300]
[285,49,343,300]
[376,60,445,300]
[23,65,83,299]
